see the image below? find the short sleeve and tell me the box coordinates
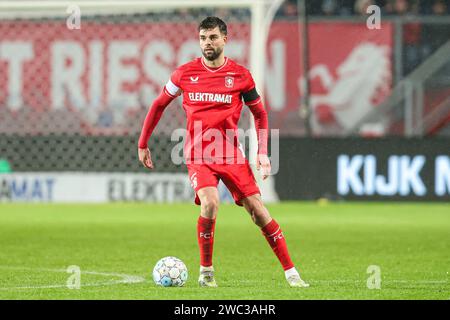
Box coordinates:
[170,68,183,87]
[241,69,260,104]
[164,69,183,97]
[243,69,256,93]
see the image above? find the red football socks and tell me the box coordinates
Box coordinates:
[197,216,216,267]
[261,219,295,271]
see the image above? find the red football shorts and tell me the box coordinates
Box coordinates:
[187,161,261,206]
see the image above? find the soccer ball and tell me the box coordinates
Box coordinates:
[152,256,188,287]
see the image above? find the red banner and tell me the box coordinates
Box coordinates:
[0,21,392,135]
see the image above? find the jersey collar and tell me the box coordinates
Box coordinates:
[201,57,228,73]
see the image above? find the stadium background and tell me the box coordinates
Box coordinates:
[0,0,448,300]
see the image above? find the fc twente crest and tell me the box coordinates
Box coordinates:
[225,76,234,88]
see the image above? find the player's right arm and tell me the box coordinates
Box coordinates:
[138,73,182,169]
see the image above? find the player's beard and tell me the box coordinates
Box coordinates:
[202,47,223,61]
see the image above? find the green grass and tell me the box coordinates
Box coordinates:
[0,202,448,300]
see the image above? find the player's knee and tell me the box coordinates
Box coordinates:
[254,209,270,224]
[245,198,269,223]
[251,198,264,213]
[201,198,219,217]
[250,212,259,224]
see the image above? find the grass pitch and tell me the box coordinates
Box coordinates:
[0,202,448,300]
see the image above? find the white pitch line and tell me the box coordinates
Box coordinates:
[0,265,147,290]
[311,279,449,284]
[219,279,449,285]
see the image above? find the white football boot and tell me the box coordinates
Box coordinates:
[285,267,310,288]
[198,266,218,287]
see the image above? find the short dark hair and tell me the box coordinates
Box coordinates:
[198,16,227,35]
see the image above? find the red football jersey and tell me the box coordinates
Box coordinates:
[164,57,260,164]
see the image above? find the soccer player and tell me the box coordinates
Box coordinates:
[138,17,309,288]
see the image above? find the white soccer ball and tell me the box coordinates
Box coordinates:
[152,256,188,287]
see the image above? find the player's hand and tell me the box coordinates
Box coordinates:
[138,147,154,169]
[257,154,271,180]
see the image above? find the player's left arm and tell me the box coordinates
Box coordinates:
[243,88,270,180]
[138,70,182,169]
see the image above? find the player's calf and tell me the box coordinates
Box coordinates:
[261,219,310,287]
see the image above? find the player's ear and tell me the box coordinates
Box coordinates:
[223,35,228,44]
